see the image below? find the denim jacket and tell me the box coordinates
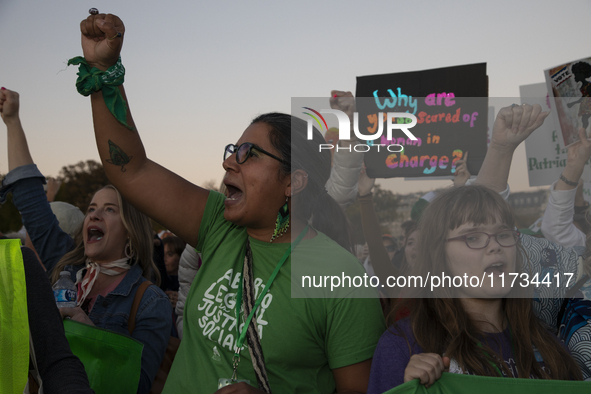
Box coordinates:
[0,164,172,393]
[0,164,73,272]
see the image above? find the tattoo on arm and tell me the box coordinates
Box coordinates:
[106,140,133,172]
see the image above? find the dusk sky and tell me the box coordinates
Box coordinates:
[1,0,589,195]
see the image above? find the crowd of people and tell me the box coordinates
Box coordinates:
[1,10,591,394]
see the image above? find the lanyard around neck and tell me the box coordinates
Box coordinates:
[234,225,309,357]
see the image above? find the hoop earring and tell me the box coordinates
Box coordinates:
[270,197,290,242]
[125,239,134,260]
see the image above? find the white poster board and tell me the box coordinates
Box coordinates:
[520,83,591,186]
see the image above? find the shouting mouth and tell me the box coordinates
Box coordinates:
[484,262,505,276]
[87,226,104,243]
[224,182,243,205]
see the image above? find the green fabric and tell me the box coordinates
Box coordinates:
[64,318,143,394]
[163,191,385,394]
[383,373,591,394]
[67,56,135,131]
[0,239,29,394]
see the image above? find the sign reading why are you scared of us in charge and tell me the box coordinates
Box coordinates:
[356,63,488,178]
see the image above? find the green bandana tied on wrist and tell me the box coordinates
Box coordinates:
[67,56,135,131]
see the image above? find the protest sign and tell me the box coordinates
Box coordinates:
[521,83,565,187]
[545,57,591,148]
[522,82,591,186]
[356,63,488,178]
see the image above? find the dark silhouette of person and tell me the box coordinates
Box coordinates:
[567,61,591,129]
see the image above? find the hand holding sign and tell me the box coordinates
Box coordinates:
[453,151,471,187]
[490,104,549,152]
[404,353,450,388]
[566,127,591,167]
[556,127,591,191]
[59,307,96,326]
[358,166,376,196]
[330,90,356,123]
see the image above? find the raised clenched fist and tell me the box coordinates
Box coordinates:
[79,13,125,71]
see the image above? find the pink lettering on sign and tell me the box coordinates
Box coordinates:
[425,92,456,107]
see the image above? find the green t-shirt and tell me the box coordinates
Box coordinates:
[163,192,385,393]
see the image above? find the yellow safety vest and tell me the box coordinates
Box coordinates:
[0,239,29,393]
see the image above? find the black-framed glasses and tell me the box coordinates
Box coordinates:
[385,245,397,253]
[447,230,520,250]
[223,143,289,166]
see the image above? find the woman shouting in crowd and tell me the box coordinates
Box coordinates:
[72,12,385,394]
[0,87,171,394]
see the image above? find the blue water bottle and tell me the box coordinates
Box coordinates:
[53,270,77,308]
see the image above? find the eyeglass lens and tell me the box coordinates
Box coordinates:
[466,231,517,248]
[237,143,251,163]
[224,143,253,163]
[223,145,233,161]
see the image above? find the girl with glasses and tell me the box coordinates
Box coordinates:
[75,13,385,394]
[368,184,585,393]
[367,105,588,392]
